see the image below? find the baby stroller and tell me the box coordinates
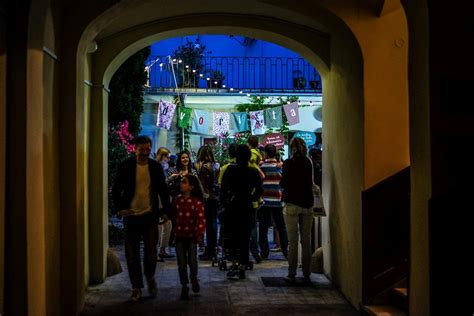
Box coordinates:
[212,208,230,271]
[212,207,254,271]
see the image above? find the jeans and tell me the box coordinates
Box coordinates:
[158,219,172,249]
[175,239,198,285]
[283,203,313,278]
[123,213,158,289]
[249,208,259,256]
[258,206,288,257]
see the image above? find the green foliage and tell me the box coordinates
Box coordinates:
[108,47,150,216]
[173,38,206,87]
[109,47,150,135]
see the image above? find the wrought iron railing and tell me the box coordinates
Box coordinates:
[145,55,321,91]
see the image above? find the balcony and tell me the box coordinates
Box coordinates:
[145,55,322,93]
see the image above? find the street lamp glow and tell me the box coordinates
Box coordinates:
[185,65,189,69]
[222,85,226,88]
[230,87,234,91]
[214,81,218,85]
[247,93,251,97]
[206,77,210,81]
[239,90,243,94]
[178,59,183,63]
[172,59,177,62]
[199,74,203,77]
[192,69,196,73]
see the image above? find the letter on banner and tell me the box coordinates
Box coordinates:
[231,112,249,132]
[264,107,283,128]
[177,107,192,128]
[191,110,212,135]
[213,112,230,136]
[250,110,266,135]
[283,102,300,125]
[157,100,177,129]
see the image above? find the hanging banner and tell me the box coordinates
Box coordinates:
[264,107,283,128]
[231,112,249,132]
[191,110,212,135]
[156,100,177,129]
[250,110,266,135]
[262,133,286,149]
[293,131,316,146]
[177,107,192,128]
[283,102,300,126]
[213,112,230,136]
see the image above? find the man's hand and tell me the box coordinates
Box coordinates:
[117,209,133,217]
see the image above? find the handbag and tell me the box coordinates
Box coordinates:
[312,184,326,216]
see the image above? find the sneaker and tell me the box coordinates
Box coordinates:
[226,264,239,278]
[159,251,174,259]
[180,286,189,300]
[191,277,200,293]
[147,278,157,297]
[283,276,296,284]
[130,288,142,302]
[253,253,263,263]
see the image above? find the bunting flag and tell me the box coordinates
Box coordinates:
[212,112,230,136]
[156,100,177,129]
[231,112,249,132]
[177,107,193,128]
[283,102,300,125]
[191,110,212,135]
[264,107,283,128]
[250,110,266,135]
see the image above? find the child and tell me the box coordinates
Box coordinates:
[172,174,206,300]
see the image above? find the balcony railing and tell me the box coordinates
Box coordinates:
[145,55,322,92]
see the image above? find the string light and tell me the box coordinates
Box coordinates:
[230,88,234,91]
[192,69,196,73]
[206,77,210,81]
[222,85,226,88]
[247,93,251,97]
[199,74,203,77]
[178,59,183,63]
[239,91,243,94]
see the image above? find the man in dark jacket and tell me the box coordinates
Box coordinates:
[112,135,170,302]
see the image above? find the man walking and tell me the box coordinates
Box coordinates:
[112,135,171,301]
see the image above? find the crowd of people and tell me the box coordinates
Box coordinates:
[112,134,322,301]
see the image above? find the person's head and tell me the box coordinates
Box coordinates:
[309,147,322,161]
[134,135,152,163]
[176,150,192,171]
[236,144,251,166]
[248,135,259,149]
[168,154,177,168]
[197,145,215,164]
[180,174,204,200]
[289,137,308,158]
[228,143,239,159]
[264,144,277,159]
[156,147,170,163]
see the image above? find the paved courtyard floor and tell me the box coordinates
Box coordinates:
[81,245,358,316]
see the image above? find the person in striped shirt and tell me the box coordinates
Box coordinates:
[258,144,288,259]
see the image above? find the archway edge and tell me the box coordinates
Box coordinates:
[92,13,332,87]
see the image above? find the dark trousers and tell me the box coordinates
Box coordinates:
[204,199,219,256]
[258,206,288,257]
[175,238,198,286]
[227,215,252,266]
[123,213,158,289]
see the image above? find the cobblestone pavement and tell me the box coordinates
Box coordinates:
[81,246,358,316]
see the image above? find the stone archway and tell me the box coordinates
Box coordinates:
[83,5,368,308]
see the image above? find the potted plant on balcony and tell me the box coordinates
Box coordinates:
[173,38,206,88]
[292,70,306,89]
[207,70,225,88]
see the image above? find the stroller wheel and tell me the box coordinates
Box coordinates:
[219,260,228,271]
